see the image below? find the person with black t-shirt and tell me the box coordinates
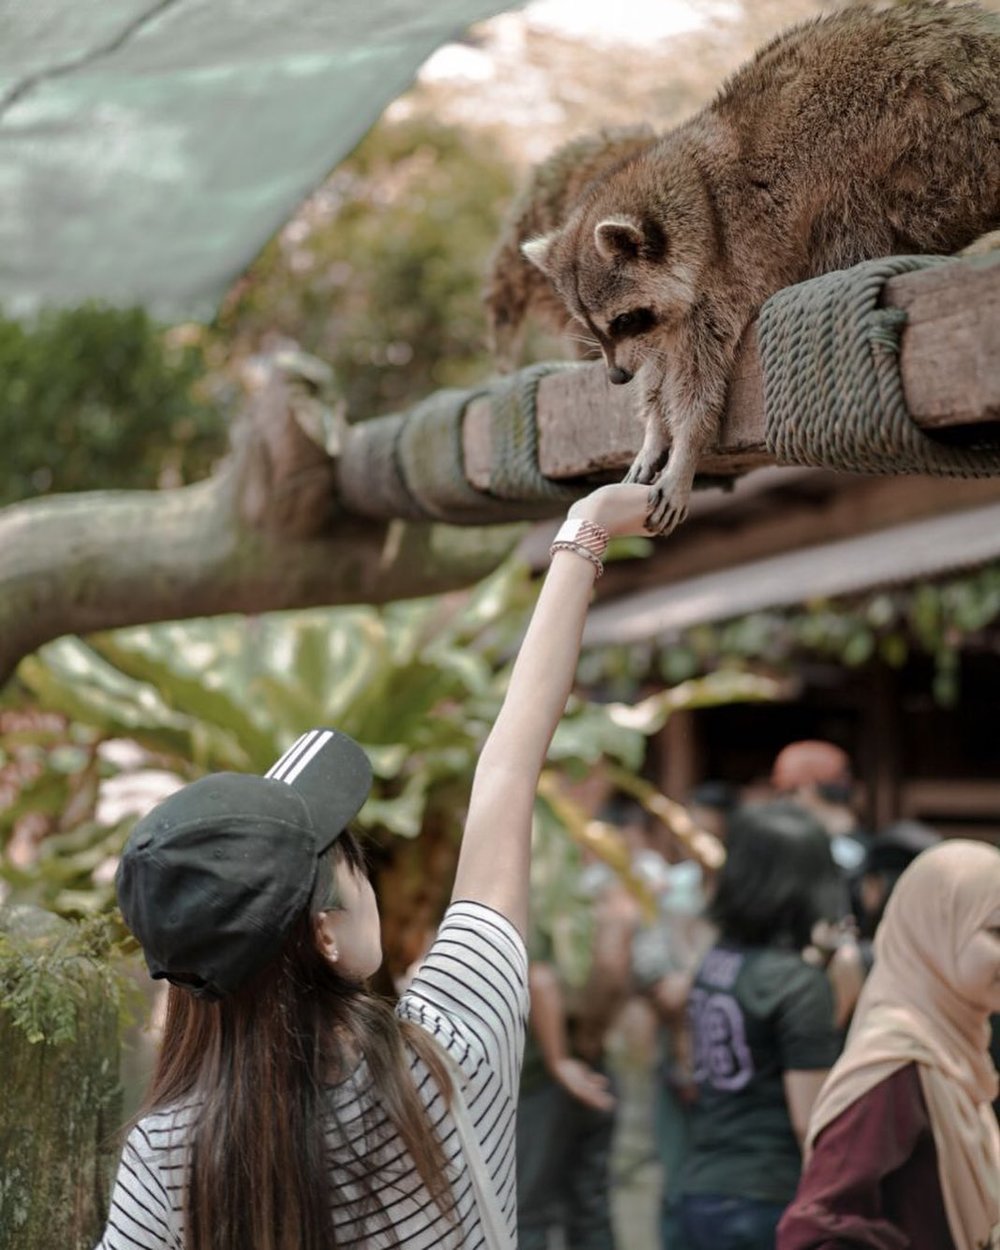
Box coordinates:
[678,801,845,1250]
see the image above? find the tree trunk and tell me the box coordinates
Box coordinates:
[0,907,121,1250]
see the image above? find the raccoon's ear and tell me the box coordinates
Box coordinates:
[594,216,645,262]
[521,232,558,274]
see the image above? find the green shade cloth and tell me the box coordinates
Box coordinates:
[1,1,516,321]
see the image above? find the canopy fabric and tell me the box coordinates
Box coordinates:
[583,502,1000,647]
[1,1,514,321]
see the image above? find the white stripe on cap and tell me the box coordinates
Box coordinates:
[283,729,334,785]
[266,729,319,781]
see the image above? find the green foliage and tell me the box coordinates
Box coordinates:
[0,115,517,507]
[0,303,227,506]
[0,711,131,915]
[0,911,130,1046]
[214,115,517,421]
[529,793,599,989]
[3,555,777,957]
[2,559,544,911]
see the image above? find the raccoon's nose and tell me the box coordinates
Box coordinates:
[608,365,633,385]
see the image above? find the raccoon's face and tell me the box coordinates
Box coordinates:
[522,211,700,385]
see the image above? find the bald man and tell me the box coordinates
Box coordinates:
[770,740,869,874]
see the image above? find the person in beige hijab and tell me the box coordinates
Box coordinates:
[778,839,1000,1250]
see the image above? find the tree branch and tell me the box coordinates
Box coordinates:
[0,367,523,686]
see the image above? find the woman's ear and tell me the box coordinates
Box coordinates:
[314,913,339,966]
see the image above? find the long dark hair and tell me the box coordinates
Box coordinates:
[139,831,454,1250]
[709,800,845,951]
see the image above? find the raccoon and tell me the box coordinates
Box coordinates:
[518,2,1000,533]
[485,124,657,369]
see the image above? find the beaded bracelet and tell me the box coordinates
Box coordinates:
[549,517,610,578]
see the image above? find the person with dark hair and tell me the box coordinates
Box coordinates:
[688,779,738,845]
[777,840,1000,1250]
[856,819,941,957]
[677,800,845,1250]
[94,482,653,1250]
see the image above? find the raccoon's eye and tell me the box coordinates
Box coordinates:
[609,308,655,338]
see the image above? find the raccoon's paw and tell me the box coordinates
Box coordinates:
[645,480,690,536]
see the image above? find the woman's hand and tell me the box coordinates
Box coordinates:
[567,483,656,539]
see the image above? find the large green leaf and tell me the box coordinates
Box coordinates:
[90,626,275,764]
[19,644,247,771]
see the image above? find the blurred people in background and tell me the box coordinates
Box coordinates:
[849,819,1000,1126]
[516,829,639,1250]
[771,741,871,1030]
[631,796,717,1250]
[856,819,941,971]
[770,740,870,877]
[630,785,730,1250]
[687,780,738,846]
[778,840,1000,1250]
[677,801,845,1250]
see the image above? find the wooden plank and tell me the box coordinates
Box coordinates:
[900,779,1000,818]
[888,255,1000,428]
[462,254,1000,487]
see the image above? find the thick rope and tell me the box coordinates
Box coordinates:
[486,361,585,507]
[395,385,527,523]
[339,362,587,523]
[758,255,1000,477]
[336,411,427,521]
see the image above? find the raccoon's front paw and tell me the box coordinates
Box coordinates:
[645,478,691,535]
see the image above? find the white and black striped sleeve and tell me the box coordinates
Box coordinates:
[396,900,529,1102]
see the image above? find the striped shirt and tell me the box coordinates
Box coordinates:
[96,901,528,1250]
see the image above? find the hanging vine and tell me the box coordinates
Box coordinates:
[578,563,1000,706]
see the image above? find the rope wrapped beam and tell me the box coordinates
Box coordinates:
[336,363,584,524]
[334,252,1000,522]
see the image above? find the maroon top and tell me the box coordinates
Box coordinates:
[777,1062,954,1250]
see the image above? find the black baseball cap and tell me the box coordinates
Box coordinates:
[116,728,372,1000]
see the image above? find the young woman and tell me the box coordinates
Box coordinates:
[677,800,845,1250]
[777,839,1000,1250]
[94,482,651,1250]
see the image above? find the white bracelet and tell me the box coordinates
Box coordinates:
[550,517,610,558]
[549,518,610,578]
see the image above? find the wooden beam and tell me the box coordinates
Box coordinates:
[462,253,1000,487]
[900,779,1000,819]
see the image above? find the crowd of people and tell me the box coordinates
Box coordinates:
[93,481,1000,1250]
[519,739,1000,1250]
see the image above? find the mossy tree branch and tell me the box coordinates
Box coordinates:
[0,368,524,687]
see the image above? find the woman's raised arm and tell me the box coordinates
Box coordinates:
[450,482,652,936]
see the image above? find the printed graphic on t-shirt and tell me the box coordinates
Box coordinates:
[690,949,754,1091]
